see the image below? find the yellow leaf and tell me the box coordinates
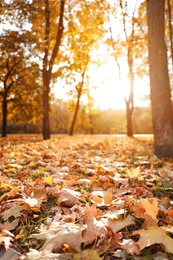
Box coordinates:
[132,226,173,254]
[127,166,140,179]
[44,176,53,185]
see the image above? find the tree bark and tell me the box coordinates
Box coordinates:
[147,0,173,157]
[2,92,8,137]
[168,0,173,70]
[42,70,51,140]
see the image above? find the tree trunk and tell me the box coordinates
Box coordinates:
[69,71,85,136]
[42,0,65,140]
[42,70,51,140]
[168,0,173,70]
[69,92,81,136]
[2,92,8,137]
[125,100,133,137]
[126,52,134,137]
[147,0,173,157]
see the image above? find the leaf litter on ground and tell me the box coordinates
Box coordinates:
[1,135,173,259]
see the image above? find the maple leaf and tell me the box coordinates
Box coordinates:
[140,198,159,228]
[140,198,159,219]
[32,222,85,253]
[127,166,140,179]
[132,226,173,254]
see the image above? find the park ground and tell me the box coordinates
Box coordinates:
[0,134,173,260]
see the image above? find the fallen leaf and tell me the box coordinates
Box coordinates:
[140,198,159,228]
[1,203,23,221]
[140,198,159,219]
[120,239,140,255]
[57,189,81,208]
[32,222,85,253]
[108,215,135,233]
[132,226,173,254]
[0,218,19,231]
[127,166,140,179]
[83,215,108,246]
[44,176,53,185]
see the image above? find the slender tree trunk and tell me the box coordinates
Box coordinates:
[42,70,51,140]
[2,92,7,137]
[69,71,85,136]
[125,100,133,137]
[69,91,81,136]
[42,0,65,140]
[125,48,134,137]
[147,0,173,157]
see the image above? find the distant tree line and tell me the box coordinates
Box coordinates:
[0,100,152,135]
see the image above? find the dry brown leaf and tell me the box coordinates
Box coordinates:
[32,222,85,253]
[1,203,23,221]
[84,203,102,217]
[0,218,19,231]
[120,239,140,255]
[108,215,135,233]
[57,189,80,208]
[83,215,108,246]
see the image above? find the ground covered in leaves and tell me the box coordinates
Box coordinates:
[1,135,173,259]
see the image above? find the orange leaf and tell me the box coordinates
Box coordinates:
[140,198,159,219]
[167,209,173,218]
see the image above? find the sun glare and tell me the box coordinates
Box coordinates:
[89,56,150,110]
[54,56,150,110]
